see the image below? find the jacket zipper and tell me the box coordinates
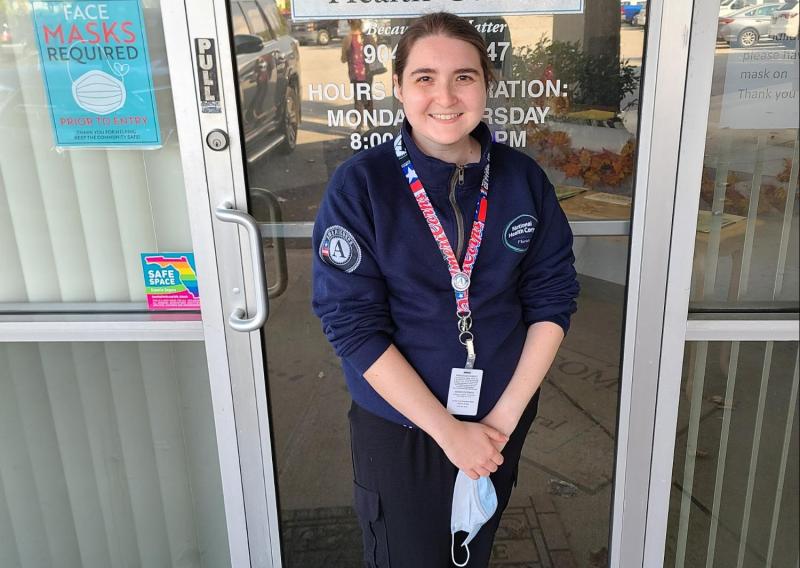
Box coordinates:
[449,165,465,261]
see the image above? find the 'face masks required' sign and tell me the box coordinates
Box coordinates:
[31,0,162,148]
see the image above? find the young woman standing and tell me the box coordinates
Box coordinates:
[313,12,579,567]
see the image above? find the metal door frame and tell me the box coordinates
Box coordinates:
[161,1,283,566]
[609,0,700,564]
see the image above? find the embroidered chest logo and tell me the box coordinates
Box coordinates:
[319,225,362,273]
[503,214,537,253]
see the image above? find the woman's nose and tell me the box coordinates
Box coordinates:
[435,82,458,107]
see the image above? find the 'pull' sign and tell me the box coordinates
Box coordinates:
[195,38,221,113]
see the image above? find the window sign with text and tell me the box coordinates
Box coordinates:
[30,0,162,148]
[720,50,799,130]
[292,0,583,20]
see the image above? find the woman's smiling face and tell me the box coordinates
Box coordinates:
[394,34,487,153]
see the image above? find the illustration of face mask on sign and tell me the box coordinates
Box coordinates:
[451,470,498,567]
[71,68,127,115]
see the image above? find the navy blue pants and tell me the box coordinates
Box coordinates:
[348,393,539,568]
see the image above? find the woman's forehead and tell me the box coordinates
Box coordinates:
[404,35,482,70]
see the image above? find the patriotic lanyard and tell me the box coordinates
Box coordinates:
[394,135,490,369]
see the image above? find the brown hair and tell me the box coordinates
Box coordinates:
[394,12,495,89]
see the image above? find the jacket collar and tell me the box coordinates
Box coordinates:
[399,119,491,193]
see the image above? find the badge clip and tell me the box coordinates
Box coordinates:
[464,338,476,370]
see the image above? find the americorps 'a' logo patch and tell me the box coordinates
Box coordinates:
[319,225,362,273]
[503,214,537,253]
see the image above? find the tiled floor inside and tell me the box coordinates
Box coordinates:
[281,493,583,568]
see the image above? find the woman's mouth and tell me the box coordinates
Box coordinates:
[429,113,463,121]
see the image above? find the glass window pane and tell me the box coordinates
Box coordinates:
[689,21,798,309]
[0,1,195,309]
[0,341,232,568]
[664,341,799,567]
[232,3,645,565]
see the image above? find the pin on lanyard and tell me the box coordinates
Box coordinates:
[393,135,490,368]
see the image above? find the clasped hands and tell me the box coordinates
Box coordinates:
[436,409,517,480]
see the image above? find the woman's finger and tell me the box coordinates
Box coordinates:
[491,452,504,466]
[484,426,510,443]
[475,466,492,478]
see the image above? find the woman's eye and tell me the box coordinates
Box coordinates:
[416,76,432,83]
[457,74,475,82]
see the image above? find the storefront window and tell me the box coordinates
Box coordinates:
[0,341,231,568]
[0,1,192,307]
[665,11,798,566]
[664,340,799,567]
[689,11,798,309]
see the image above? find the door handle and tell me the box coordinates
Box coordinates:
[214,201,270,331]
[249,187,289,299]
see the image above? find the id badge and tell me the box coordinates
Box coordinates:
[446,368,483,416]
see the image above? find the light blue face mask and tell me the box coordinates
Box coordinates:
[451,470,498,567]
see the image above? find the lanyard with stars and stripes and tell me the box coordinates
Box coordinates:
[393,134,490,368]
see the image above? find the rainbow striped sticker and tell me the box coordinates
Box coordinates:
[140,253,200,311]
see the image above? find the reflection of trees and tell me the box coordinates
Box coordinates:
[510,37,639,112]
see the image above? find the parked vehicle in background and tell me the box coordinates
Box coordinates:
[719,3,785,47]
[231,0,301,160]
[620,1,646,23]
[632,8,647,26]
[719,0,765,16]
[769,1,799,40]
[289,19,339,45]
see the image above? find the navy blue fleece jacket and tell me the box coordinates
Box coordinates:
[312,121,579,426]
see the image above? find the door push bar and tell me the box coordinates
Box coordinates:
[215,201,269,332]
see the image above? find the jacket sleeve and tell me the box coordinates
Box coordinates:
[311,164,394,375]
[518,164,580,333]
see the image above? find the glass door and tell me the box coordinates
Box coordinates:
[210,0,672,566]
[0,2,252,566]
[644,0,799,565]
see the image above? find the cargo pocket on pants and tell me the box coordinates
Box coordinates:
[353,481,390,567]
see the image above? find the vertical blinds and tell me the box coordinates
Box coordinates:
[0,5,191,304]
[0,341,231,568]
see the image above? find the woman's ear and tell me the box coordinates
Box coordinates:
[393,74,403,102]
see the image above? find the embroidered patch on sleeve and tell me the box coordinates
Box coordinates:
[319,225,362,273]
[503,214,538,253]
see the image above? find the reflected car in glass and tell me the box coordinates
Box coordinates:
[289,18,340,45]
[719,0,763,16]
[769,0,799,40]
[718,3,785,47]
[231,0,301,161]
[620,1,646,23]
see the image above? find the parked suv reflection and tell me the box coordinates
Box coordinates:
[232,0,301,162]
